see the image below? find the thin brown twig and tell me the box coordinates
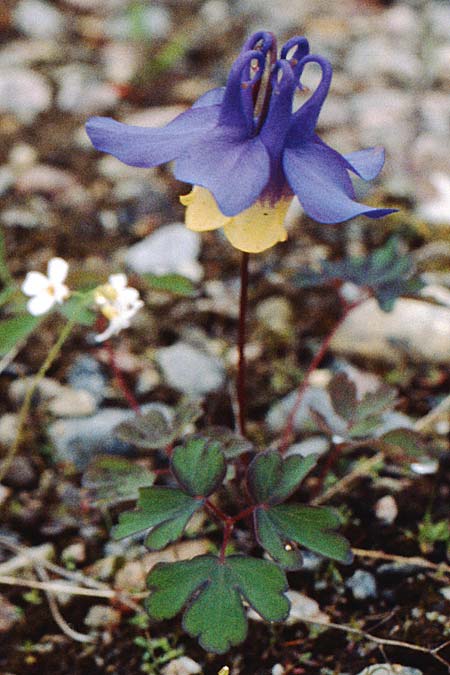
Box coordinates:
[352,547,450,576]
[311,451,384,505]
[283,619,450,670]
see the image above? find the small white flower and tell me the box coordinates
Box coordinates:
[94,273,144,342]
[22,257,70,316]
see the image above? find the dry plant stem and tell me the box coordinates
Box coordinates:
[104,338,141,415]
[311,451,384,506]
[282,620,450,670]
[237,252,250,437]
[278,300,362,455]
[352,547,450,576]
[0,318,75,482]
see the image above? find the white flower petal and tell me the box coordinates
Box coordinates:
[53,283,70,304]
[47,257,69,284]
[109,273,127,290]
[21,271,49,296]
[27,292,55,316]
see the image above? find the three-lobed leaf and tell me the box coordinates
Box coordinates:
[112,486,200,549]
[171,437,226,497]
[145,555,289,653]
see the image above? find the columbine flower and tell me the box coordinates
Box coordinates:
[86,32,396,254]
[94,273,144,342]
[22,257,70,315]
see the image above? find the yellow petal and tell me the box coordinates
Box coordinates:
[223,198,291,253]
[181,186,230,232]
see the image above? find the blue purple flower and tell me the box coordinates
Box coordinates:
[86,32,396,253]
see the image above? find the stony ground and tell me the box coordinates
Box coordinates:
[0,0,449,673]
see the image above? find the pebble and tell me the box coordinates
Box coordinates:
[256,296,293,338]
[114,560,146,593]
[1,207,42,229]
[377,563,422,578]
[62,542,86,565]
[47,387,98,418]
[0,168,14,197]
[13,0,66,39]
[0,414,19,447]
[125,223,203,282]
[156,342,225,396]
[249,590,329,625]
[375,495,398,525]
[0,68,52,122]
[0,595,22,633]
[84,605,121,630]
[272,665,285,675]
[346,570,378,600]
[55,65,118,114]
[0,39,60,67]
[15,165,90,209]
[48,407,136,468]
[9,377,64,404]
[286,437,330,459]
[266,386,346,435]
[417,173,450,226]
[331,298,450,364]
[356,667,422,675]
[105,5,172,41]
[161,657,202,675]
[67,354,106,406]
[101,42,141,85]
[346,38,421,85]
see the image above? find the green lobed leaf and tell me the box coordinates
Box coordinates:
[82,456,155,505]
[201,426,253,459]
[171,437,226,497]
[248,450,317,505]
[143,273,197,297]
[254,508,303,569]
[145,555,289,654]
[268,504,353,564]
[112,486,200,549]
[115,400,203,450]
[380,428,425,459]
[0,314,41,355]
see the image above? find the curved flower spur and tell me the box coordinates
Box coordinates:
[86,32,396,253]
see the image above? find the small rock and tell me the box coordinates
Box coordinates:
[13,0,66,38]
[55,65,118,114]
[440,587,450,601]
[0,595,22,633]
[67,355,106,406]
[0,168,14,197]
[200,0,230,26]
[0,39,60,67]
[299,551,324,572]
[114,561,146,593]
[356,666,422,675]
[417,173,450,226]
[377,563,422,578]
[16,165,91,209]
[161,656,202,675]
[136,367,160,395]
[266,387,344,434]
[9,376,62,404]
[156,342,224,395]
[256,296,293,337]
[375,495,398,525]
[286,436,330,458]
[101,42,142,84]
[106,5,172,40]
[0,414,19,447]
[1,207,42,229]
[332,298,450,364]
[84,605,121,630]
[346,570,377,600]
[48,408,136,468]
[410,459,439,475]
[272,665,285,675]
[47,387,97,418]
[125,223,203,282]
[0,68,52,122]
[62,542,86,565]
[9,142,38,170]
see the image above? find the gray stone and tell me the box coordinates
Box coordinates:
[266,387,345,434]
[332,298,450,364]
[48,408,136,468]
[125,223,203,282]
[156,342,224,396]
[67,355,106,406]
[84,605,120,629]
[13,0,66,39]
[346,570,378,600]
[256,296,293,337]
[55,65,118,114]
[161,656,202,675]
[0,69,52,122]
[47,387,97,418]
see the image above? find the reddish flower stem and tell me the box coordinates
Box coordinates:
[103,339,141,415]
[278,299,363,455]
[219,520,234,563]
[237,252,250,437]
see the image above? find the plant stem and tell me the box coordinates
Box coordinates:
[0,318,75,482]
[237,252,250,437]
[104,339,141,415]
[278,300,362,454]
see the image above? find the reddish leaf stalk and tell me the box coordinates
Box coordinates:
[278,299,362,454]
[237,252,250,437]
[103,339,141,415]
